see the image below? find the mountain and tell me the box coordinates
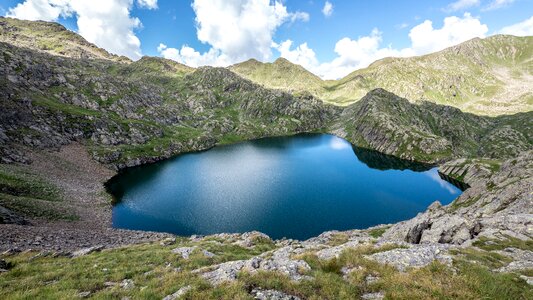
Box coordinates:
[231,35,533,116]
[334,88,532,162]
[0,17,531,167]
[229,57,325,96]
[0,17,130,62]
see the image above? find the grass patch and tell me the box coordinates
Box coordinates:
[0,193,78,221]
[473,235,533,252]
[368,226,389,238]
[0,165,60,202]
[450,248,512,269]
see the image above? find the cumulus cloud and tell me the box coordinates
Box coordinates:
[5,0,156,60]
[444,0,480,12]
[484,0,515,11]
[499,16,533,36]
[277,29,414,79]
[322,1,333,17]
[275,40,318,69]
[136,0,157,10]
[408,13,488,54]
[277,13,488,79]
[158,0,309,67]
[157,43,231,67]
[6,0,71,21]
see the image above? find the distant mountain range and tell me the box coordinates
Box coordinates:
[230,35,533,116]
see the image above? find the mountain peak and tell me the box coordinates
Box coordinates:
[0,17,129,63]
[273,57,292,65]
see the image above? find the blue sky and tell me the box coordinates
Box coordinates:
[2,0,532,79]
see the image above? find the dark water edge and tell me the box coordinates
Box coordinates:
[107,133,462,240]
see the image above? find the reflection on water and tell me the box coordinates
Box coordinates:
[351,146,432,172]
[108,134,462,240]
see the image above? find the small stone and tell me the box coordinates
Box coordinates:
[361,291,385,300]
[365,274,380,285]
[120,279,135,290]
[251,288,301,300]
[162,285,192,300]
[78,291,91,298]
[71,246,104,258]
[160,237,176,246]
[104,281,117,287]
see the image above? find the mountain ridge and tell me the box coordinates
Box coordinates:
[231,34,533,115]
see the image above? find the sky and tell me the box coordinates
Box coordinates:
[1,0,532,79]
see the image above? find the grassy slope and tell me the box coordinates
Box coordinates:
[0,237,531,299]
[231,35,533,115]
[0,17,129,62]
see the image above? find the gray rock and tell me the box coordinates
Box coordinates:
[120,279,135,290]
[496,248,533,273]
[171,246,215,259]
[361,291,385,300]
[71,245,104,258]
[77,291,91,298]
[367,245,452,272]
[316,239,371,260]
[251,288,301,300]
[160,237,176,246]
[198,247,311,285]
[162,285,192,300]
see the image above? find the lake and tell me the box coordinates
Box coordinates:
[108,134,462,240]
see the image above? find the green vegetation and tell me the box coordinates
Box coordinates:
[1,241,530,300]
[0,165,78,221]
[473,235,533,252]
[0,165,60,201]
[368,227,389,238]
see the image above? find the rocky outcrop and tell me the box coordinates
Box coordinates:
[381,151,533,245]
[0,205,29,225]
[334,88,532,163]
[366,244,453,272]
[197,246,312,285]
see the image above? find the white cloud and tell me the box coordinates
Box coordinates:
[5,0,156,60]
[277,29,414,79]
[499,16,533,36]
[277,13,488,80]
[136,0,157,10]
[275,40,318,69]
[322,1,333,17]
[408,13,488,54]
[157,43,231,67]
[484,0,515,10]
[6,0,71,21]
[158,0,309,67]
[396,23,409,30]
[444,0,480,12]
[290,11,310,23]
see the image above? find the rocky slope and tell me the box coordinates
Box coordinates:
[333,88,532,163]
[231,35,533,115]
[0,37,338,170]
[0,17,129,62]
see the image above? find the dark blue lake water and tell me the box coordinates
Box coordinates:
[108,134,461,240]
